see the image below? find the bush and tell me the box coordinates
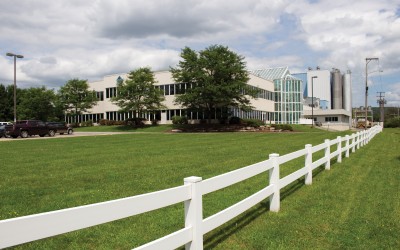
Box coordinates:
[81,120,93,127]
[385,117,400,128]
[99,119,108,126]
[229,116,241,125]
[172,116,188,125]
[242,119,264,127]
[124,118,146,127]
[151,119,159,126]
[106,120,116,126]
[272,124,293,131]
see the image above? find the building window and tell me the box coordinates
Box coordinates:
[106,87,117,98]
[96,91,104,101]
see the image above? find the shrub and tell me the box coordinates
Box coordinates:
[114,120,125,126]
[385,117,400,128]
[151,119,159,126]
[229,116,241,125]
[242,119,264,127]
[124,118,146,127]
[272,124,293,131]
[172,116,188,125]
[99,119,108,126]
[105,120,117,126]
[81,120,93,127]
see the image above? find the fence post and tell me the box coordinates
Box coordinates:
[352,133,356,153]
[356,132,360,149]
[369,129,371,143]
[184,176,203,250]
[362,131,365,147]
[324,139,330,170]
[269,153,280,212]
[337,136,342,163]
[305,144,312,185]
[345,135,350,158]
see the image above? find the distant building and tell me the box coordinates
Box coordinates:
[66,70,275,125]
[293,68,352,130]
[251,67,303,124]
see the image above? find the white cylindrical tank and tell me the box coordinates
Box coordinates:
[343,70,352,112]
[331,69,343,109]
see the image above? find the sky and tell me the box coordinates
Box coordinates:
[0,0,399,107]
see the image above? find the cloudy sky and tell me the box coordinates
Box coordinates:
[1,0,399,107]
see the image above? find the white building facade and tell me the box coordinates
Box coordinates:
[66,71,276,125]
[293,68,353,130]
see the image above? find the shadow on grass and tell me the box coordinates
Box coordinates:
[203,165,327,249]
[113,125,150,131]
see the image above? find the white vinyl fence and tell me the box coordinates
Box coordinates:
[0,126,383,249]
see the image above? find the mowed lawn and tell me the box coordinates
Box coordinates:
[0,128,398,249]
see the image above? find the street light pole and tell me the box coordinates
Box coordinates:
[6,52,24,123]
[311,76,318,128]
[365,57,378,129]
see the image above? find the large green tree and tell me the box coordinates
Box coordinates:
[0,84,23,122]
[58,79,97,124]
[0,84,11,121]
[111,67,165,119]
[17,86,59,121]
[170,45,258,122]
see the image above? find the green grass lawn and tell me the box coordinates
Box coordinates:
[0,128,398,249]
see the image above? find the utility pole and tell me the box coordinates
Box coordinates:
[377,92,386,127]
[365,57,379,129]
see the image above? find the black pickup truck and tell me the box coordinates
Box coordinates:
[46,122,73,135]
[5,120,56,138]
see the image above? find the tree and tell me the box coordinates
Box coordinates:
[170,45,258,123]
[17,86,58,121]
[59,79,97,124]
[111,67,165,121]
[0,84,23,122]
[0,84,11,121]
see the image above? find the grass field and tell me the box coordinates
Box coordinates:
[1,127,398,249]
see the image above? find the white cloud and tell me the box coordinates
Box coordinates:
[0,0,399,106]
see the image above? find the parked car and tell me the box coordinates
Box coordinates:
[0,122,12,126]
[0,125,6,138]
[46,122,73,135]
[5,120,55,138]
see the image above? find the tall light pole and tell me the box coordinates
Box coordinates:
[311,76,318,128]
[6,52,24,123]
[365,57,378,129]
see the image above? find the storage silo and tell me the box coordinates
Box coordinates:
[331,69,343,109]
[343,70,352,112]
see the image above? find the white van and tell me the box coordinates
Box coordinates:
[0,122,12,126]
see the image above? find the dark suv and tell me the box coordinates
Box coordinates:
[46,122,73,135]
[5,120,55,138]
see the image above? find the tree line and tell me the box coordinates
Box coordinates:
[1,45,258,124]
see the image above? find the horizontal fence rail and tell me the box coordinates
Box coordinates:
[0,126,383,249]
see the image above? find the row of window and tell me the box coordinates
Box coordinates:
[275,103,302,112]
[69,108,276,123]
[98,83,274,101]
[65,113,104,123]
[274,111,302,124]
[325,116,339,122]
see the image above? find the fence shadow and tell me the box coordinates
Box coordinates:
[203,164,327,249]
[203,201,269,249]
